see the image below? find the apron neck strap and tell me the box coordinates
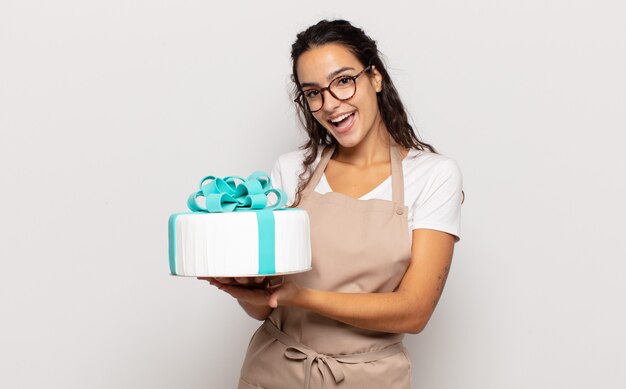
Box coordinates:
[389,138,405,206]
[302,145,335,197]
[302,138,405,205]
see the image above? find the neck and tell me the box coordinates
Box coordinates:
[334,118,392,167]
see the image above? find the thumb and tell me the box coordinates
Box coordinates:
[268,289,280,308]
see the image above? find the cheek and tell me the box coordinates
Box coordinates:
[312,113,333,132]
[312,112,326,125]
[355,92,379,119]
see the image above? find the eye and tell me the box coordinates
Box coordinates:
[304,90,320,98]
[337,76,352,85]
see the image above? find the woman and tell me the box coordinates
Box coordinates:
[204,19,463,388]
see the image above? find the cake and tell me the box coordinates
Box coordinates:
[168,172,312,277]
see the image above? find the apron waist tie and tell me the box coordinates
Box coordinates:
[261,320,404,389]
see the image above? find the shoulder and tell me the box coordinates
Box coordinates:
[272,146,324,177]
[403,149,462,186]
[274,149,308,173]
[270,147,324,204]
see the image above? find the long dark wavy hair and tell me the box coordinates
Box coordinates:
[290,19,436,207]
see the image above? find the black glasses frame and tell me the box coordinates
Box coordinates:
[294,65,372,113]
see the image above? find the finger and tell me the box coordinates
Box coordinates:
[234,277,251,285]
[220,284,271,304]
[268,292,279,308]
[266,276,285,289]
[215,277,235,284]
[253,276,266,284]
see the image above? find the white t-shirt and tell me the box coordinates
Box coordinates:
[270,147,463,241]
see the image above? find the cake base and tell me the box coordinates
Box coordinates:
[168,209,311,277]
[170,267,312,278]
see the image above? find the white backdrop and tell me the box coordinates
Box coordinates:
[1,1,625,388]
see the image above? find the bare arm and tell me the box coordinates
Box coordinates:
[271,228,455,334]
[208,229,455,333]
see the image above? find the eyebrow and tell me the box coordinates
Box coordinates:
[300,67,356,88]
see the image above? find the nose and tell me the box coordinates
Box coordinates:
[321,88,341,112]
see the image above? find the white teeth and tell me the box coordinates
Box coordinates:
[330,112,353,123]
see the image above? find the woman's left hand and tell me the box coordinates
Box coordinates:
[267,280,303,308]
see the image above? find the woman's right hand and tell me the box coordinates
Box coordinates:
[197,276,284,306]
[198,276,283,320]
[212,276,268,287]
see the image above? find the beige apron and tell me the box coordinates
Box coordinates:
[238,140,413,389]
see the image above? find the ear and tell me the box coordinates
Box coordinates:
[370,65,383,93]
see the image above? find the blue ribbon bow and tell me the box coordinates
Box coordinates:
[187,171,287,213]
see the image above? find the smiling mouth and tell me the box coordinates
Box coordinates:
[329,112,355,129]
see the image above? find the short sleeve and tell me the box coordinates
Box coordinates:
[409,159,463,241]
[268,149,314,207]
[270,158,283,191]
[268,158,286,207]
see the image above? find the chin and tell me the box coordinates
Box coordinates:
[335,138,360,148]
[331,130,365,149]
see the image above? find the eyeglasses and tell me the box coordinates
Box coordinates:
[295,66,372,113]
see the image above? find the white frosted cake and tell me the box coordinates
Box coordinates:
[168,172,312,277]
